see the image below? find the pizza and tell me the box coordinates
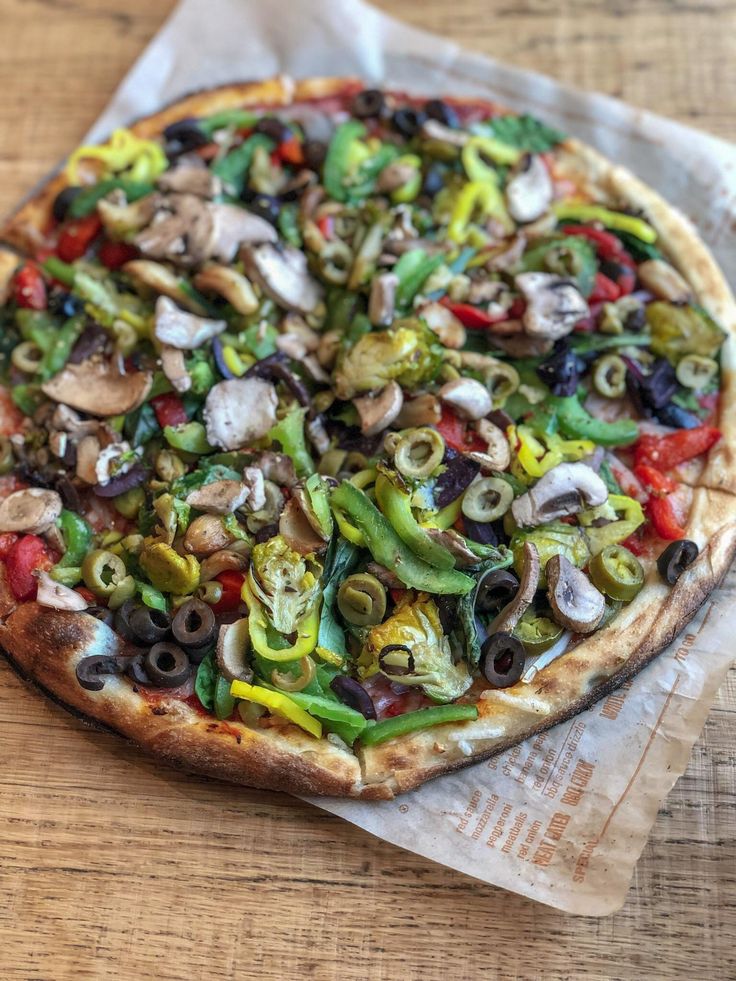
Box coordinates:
[0,76,734,799]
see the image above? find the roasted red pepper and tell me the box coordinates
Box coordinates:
[634,425,721,471]
[56,214,102,263]
[589,271,621,303]
[12,263,47,310]
[560,225,624,261]
[316,215,335,240]
[150,392,188,428]
[438,297,524,329]
[98,240,139,270]
[633,464,687,540]
[212,570,245,613]
[276,136,305,166]
[5,534,53,601]
[561,224,636,297]
[435,406,486,454]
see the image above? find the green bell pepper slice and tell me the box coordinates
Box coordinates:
[549,395,639,447]
[265,687,370,745]
[323,120,368,202]
[375,474,455,570]
[42,256,76,288]
[211,134,273,195]
[392,249,445,309]
[68,178,155,218]
[330,481,474,595]
[360,704,479,746]
[39,314,84,380]
[55,510,93,569]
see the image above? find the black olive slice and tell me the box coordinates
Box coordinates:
[172,599,216,650]
[76,654,131,692]
[129,605,172,644]
[330,676,377,720]
[144,643,191,688]
[351,89,386,119]
[480,633,526,689]
[657,539,699,585]
[475,569,520,616]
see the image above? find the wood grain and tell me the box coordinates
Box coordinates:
[0,0,734,978]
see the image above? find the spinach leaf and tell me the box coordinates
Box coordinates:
[317,538,361,656]
[195,652,218,712]
[211,134,273,195]
[125,402,161,448]
[609,229,663,263]
[484,113,566,152]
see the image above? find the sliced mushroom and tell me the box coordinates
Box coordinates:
[208,203,278,261]
[306,416,331,455]
[317,328,341,369]
[157,163,222,199]
[353,381,404,436]
[97,190,160,238]
[123,260,207,314]
[376,160,419,194]
[511,462,608,528]
[275,333,307,360]
[200,548,250,582]
[153,296,226,350]
[418,302,466,348]
[51,404,99,437]
[185,480,249,515]
[35,570,89,611]
[394,393,442,428]
[134,193,215,267]
[489,541,540,634]
[469,419,511,471]
[242,466,266,512]
[516,272,589,341]
[193,263,259,314]
[279,497,327,555]
[439,378,492,421]
[203,377,278,451]
[368,272,398,327]
[76,434,101,485]
[425,528,480,568]
[420,119,469,146]
[246,480,285,534]
[41,359,153,418]
[546,554,605,634]
[485,234,528,272]
[505,154,553,224]
[243,243,323,314]
[215,619,252,682]
[0,488,62,535]
[160,344,192,393]
[491,332,554,359]
[183,514,236,556]
[637,259,692,304]
[253,451,297,489]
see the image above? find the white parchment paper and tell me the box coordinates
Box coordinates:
[80,0,736,914]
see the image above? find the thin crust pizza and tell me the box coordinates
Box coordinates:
[0,76,734,799]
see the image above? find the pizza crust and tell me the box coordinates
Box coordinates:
[1,77,735,798]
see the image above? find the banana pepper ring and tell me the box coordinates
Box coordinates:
[230,679,322,739]
[67,128,168,184]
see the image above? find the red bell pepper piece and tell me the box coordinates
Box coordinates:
[12,263,47,310]
[633,464,687,540]
[212,570,245,613]
[435,406,486,454]
[5,534,53,601]
[634,426,721,471]
[316,215,334,240]
[560,225,624,261]
[589,271,621,303]
[57,214,102,262]
[98,240,139,270]
[150,393,188,428]
[0,533,19,560]
[276,136,305,166]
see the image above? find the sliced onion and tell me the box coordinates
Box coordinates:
[521,631,572,684]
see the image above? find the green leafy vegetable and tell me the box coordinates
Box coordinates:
[195,652,218,711]
[318,538,361,656]
[483,113,565,153]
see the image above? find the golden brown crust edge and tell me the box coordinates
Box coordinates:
[0,604,393,799]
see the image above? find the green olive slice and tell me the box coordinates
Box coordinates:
[337,573,387,626]
[675,354,718,391]
[394,428,445,479]
[461,476,514,523]
[592,354,627,398]
[81,549,128,598]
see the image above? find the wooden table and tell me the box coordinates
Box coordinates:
[1,1,734,977]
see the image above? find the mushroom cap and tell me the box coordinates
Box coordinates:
[157,163,221,199]
[203,377,278,451]
[35,571,89,611]
[159,345,192,393]
[193,264,259,315]
[41,359,153,417]
[279,497,327,555]
[215,619,252,682]
[516,272,589,341]
[123,259,208,313]
[439,377,492,421]
[506,154,553,224]
[208,204,278,262]
[0,488,63,535]
[546,554,605,634]
[243,243,323,314]
[154,295,227,350]
[185,480,249,515]
[353,381,404,436]
[511,462,608,528]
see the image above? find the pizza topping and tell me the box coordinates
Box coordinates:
[0,488,62,535]
[34,570,89,611]
[488,541,539,634]
[330,676,377,719]
[154,296,226,350]
[505,154,553,224]
[657,539,699,585]
[512,462,607,528]
[159,345,192,394]
[157,161,221,198]
[41,359,153,417]
[359,703,478,746]
[636,259,692,304]
[438,377,493,421]
[461,476,514,523]
[203,377,278,450]
[353,381,404,436]
[546,554,605,634]
[144,642,192,688]
[215,619,252,682]
[172,598,217,652]
[480,632,526,688]
[76,652,134,692]
[185,479,249,515]
[192,264,259,314]
[588,544,645,602]
[243,242,323,314]
[393,427,445,480]
[516,272,589,341]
